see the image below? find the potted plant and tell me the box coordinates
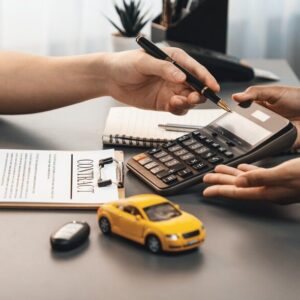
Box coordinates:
[106,0,150,52]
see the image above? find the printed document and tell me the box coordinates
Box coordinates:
[0,149,119,206]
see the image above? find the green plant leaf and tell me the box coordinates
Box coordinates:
[105,16,126,36]
[107,0,149,37]
[133,19,149,35]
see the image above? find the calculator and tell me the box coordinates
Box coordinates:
[127,102,297,194]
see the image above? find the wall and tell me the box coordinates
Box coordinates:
[0,0,299,78]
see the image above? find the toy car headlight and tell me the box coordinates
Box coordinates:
[166,234,179,241]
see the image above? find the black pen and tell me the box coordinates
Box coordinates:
[136,36,232,112]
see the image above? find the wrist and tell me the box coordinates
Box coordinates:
[82,52,112,97]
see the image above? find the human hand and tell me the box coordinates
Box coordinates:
[105,48,220,115]
[203,158,300,204]
[232,85,300,148]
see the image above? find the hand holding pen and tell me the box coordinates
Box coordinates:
[136,36,231,112]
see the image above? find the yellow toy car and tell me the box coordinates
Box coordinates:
[97,194,205,253]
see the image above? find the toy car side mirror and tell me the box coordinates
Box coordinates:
[135,215,142,221]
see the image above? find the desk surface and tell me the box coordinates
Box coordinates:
[0,60,300,300]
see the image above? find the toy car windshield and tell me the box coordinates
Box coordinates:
[144,203,181,222]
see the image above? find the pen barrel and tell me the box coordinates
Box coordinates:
[201,87,221,102]
[136,36,168,60]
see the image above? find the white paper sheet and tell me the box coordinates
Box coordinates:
[0,149,119,204]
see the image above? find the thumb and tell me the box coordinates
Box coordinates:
[232,86,284,105]
[236,167,282,187]
[137,54,186,83]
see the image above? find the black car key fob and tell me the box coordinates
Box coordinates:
[50,221,90,251]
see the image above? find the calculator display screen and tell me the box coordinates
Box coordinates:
[216,112,272,145]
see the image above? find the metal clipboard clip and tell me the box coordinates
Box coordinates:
[97,157,124,188]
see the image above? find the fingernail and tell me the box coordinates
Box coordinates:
[173,71,185,81]
[236,176,248,187]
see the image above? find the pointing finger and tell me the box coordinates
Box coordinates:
[165,47,220,92]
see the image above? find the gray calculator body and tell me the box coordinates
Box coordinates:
[127,102,297,195]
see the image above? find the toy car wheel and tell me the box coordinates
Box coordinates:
[99,217,111,235]
[146,235,162,254]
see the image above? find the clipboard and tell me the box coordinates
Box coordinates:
[0,150,125,210]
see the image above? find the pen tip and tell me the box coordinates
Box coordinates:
[218,99,232,112]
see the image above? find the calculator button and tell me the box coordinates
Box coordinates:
[177,135,190,142]
[195,147,209,155]
[177,169,193,178]
[192,130,201,136]
[188,142,202,150]
[153,151,168,158]
[147,148,160,155]
[169,163,186,173]
[226,141,236,147]
[197,134,207,141]
[192,163,208,171]
[186,158,200,165]
[183,138,197,146]
[159,155,173,163]
[156,164,184,179]
[218,147,227,153]
[133,153,147,161]
[204,138,213,144]
[174,149,188,156]
[150,165,166,174]
[165,159,179,167]
[168,145,182,152]
[162,141,176,148]
[162,175,177,185]
[156,169,172,179]
[211,142,220,148]
[138,157,152,166]
[144,161,158,170]
[180,153,195,161]
[201,152,215,159]
[208,156,224,164]
[224,151,234,158]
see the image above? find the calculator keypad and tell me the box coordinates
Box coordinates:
[131,129,237,188]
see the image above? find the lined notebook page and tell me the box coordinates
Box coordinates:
[103,107,225,141]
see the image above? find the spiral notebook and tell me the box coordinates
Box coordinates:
[102,107,225,148]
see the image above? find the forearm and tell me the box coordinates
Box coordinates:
[0,52,110,114]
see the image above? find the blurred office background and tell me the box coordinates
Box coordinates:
[0,0,299,77]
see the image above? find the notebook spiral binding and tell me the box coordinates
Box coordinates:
[103,134,169,148]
